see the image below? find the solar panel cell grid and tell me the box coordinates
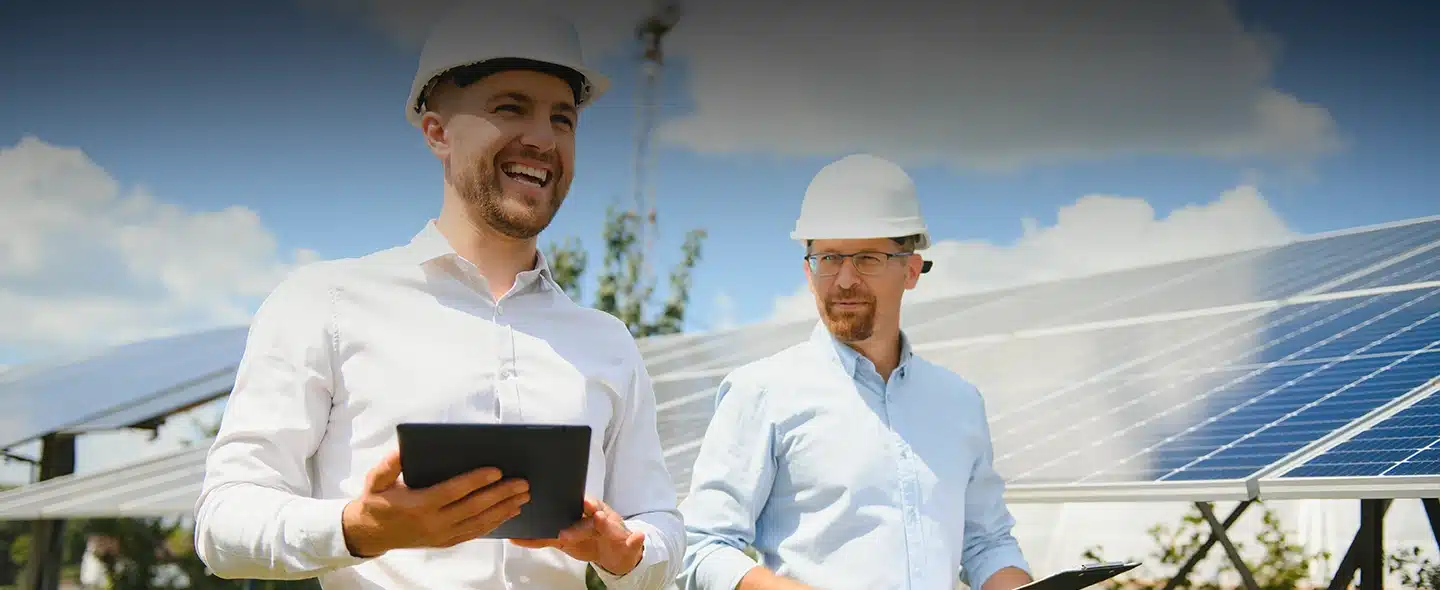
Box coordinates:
[982,285,1440,485]
[1280,390,1440,478]
[1060,219,1440,326]
[1321,241,1440,294]
[903,253,1240,342]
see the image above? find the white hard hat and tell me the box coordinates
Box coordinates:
[791,153,933,251]
[405,1,611,127]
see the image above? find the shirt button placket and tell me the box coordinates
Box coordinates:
[493,300,523,422]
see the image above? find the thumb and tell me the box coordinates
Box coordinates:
[366,449,403,493]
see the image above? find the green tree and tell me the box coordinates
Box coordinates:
[545,204,707,336]
[544,205,706,590]
[1078,501,1440,590]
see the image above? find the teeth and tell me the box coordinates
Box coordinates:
[502,162,549,185]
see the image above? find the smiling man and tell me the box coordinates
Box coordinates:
[677,154,1035,590]
[192,3,683,589]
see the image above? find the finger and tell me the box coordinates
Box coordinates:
[558,518,598,545]
[595,508,629,540]
[441,478,530,523]
[426,467,506,507]
[439,492,530,545]
[510,538,560,549]
[366,449,403,493]
[582,496,603,518]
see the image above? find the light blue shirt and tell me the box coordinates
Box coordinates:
[677,321,1031,590]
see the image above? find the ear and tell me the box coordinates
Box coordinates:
[420,111,451,160]
[904,255,923,290]
[803,259,817,295]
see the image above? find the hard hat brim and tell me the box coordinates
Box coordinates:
[790,230,931,251]
[405,58,611,127]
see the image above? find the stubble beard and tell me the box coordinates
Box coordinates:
[451,151,568,240]
[820,286,877,342]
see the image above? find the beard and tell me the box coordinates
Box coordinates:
[819,285,877,342]
[450,147,569,240]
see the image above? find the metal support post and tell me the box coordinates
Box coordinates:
[23,432,76,590]
[1162,500,1254,590]
[1326,499,1393,590]
[1423,498,1439,548]
[1196,502,1262,590]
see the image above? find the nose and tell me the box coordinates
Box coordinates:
[519,114,557,153]
[833,258,862,288]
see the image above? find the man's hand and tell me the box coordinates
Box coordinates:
[341,449,531,557]
[510,497,645,576]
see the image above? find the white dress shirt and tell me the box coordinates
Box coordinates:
[194,221,685,589]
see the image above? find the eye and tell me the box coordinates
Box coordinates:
[494,104,523,114]
[552,115,575,129]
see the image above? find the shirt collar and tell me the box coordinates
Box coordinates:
[402,220,562,295]
[808,320,914,379]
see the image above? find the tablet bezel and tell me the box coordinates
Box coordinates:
[395,422,592,540]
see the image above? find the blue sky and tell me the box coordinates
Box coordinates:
[1,0,1438,369]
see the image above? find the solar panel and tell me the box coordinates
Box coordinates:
[0,326,249,450]
[1320,242,1440,293]
[958,286,1440,501]
[1273,389,1440,478]
[984,218,1440,334]
[0,440,208,519]
[902,251,1248,342]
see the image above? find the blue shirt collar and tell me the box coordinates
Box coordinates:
[808,320,914,380]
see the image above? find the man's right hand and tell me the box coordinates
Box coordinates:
[341,449,531,557]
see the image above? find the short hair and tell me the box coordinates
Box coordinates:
[417,57,587,116]
[804,233,924,253]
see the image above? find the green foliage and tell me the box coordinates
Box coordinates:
[1080,501,1440,590]
[545,204,707,337]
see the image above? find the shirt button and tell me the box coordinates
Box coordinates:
[499,368,514,379]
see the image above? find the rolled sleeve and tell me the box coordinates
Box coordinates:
[677,375,775,590]
[595,356,686,590]
[960,396,1032,589]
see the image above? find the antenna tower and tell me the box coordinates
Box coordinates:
[633,0,680,286]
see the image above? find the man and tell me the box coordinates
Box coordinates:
[192,4,683,588]
[676,154,1034,590]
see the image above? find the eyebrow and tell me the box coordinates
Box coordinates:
[491,92,577,116]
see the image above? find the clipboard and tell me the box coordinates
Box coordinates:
[1014,561,1141,590]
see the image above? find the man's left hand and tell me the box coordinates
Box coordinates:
[510,497,645,576]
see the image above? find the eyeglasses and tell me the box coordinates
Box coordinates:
[804,252,914,277]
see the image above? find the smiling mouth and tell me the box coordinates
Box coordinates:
[501,162,552,188]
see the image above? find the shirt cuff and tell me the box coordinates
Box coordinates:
[693,544,760,590]
[965,544,1032,589]
[285,496,375,569]
[592,520,669,590]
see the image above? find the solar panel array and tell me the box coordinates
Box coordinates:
[0,217,1435,518]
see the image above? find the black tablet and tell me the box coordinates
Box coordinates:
[395,422,592,540]
[1015,561,1141,590]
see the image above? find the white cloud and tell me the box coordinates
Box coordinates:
[770,185,1297,321]
[0,136,318,356]
[654,0,1341,171]
[312,0,1340,172]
